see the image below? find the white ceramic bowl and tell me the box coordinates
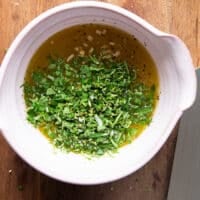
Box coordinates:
[0,1,197,185]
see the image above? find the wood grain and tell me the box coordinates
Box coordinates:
[0,0,199,199]
[170,0,200,67]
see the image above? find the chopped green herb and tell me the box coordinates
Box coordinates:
[4,48,8,54]
[23,55,156,156]
[17,185,24,191]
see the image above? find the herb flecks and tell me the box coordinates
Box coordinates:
[23,55,156,156]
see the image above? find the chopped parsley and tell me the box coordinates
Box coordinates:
[23,55,156,156]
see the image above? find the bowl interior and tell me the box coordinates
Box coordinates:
[0,3,182,184]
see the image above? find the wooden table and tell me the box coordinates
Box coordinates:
[0,1,199,199]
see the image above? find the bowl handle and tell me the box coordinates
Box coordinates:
[160,35,197,111]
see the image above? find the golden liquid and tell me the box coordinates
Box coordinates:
[25,24,159,142]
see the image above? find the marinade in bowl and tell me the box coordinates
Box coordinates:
[23,24,159,156]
